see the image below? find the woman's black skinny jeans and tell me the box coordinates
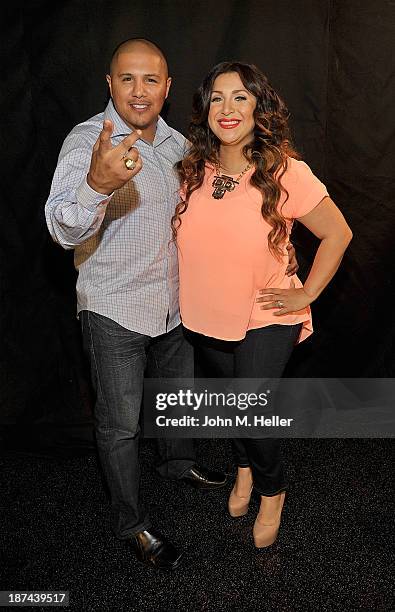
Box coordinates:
[187,323,302,496]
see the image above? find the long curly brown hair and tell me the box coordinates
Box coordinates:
[171,61,300,259]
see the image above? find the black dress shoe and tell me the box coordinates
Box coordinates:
[129,529,183,570]
[180,465,228,489]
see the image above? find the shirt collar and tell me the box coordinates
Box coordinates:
[104,99,173,147]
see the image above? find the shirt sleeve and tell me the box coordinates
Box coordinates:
[44,132,113,250]
[280,158,329,219]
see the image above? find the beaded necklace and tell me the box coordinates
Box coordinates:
[211,162,252,199]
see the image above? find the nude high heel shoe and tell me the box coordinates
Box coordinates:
[253,491,286,547]
[228,484,253,517]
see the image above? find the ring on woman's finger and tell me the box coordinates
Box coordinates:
[124,158,136,171]
[276,300,284,308]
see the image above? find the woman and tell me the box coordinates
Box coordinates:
[172,62,352,548]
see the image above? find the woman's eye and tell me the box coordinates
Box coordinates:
[235,96,247,101]
[210,96,222,103]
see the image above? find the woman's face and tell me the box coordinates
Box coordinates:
[208,72,257,150]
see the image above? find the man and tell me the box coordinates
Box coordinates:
[45,38,298,570]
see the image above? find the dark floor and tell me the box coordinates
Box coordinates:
[0,439,393,612]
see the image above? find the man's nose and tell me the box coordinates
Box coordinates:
[131,78,145,98]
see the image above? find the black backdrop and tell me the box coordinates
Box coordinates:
[1,1,395,451]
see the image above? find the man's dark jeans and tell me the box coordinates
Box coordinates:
[80,311,196,539]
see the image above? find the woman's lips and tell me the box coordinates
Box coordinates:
[218,119,241,129]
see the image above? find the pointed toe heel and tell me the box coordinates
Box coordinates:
[253,491,286,548]
[228,485,253,517]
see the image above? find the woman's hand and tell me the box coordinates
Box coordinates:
[257,197,353,316]
[256,282,315,316]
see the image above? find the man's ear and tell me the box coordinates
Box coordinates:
[165,76,172,99]
[106,74,112,97]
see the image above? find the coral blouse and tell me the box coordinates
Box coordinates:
[177,157,329,342]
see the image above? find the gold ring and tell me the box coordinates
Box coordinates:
[124,158,136,171]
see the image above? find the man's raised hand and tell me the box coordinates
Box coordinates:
[87,120,143,195]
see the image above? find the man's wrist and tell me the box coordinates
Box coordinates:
[76,180,113,212]
[86,172,112,195]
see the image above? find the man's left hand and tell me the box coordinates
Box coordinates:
[286,242,299,276]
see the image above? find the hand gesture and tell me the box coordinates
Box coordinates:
[87,120,143,195]
[256,279,314,316]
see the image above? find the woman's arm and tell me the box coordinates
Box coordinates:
[257,196,353,315]
[296,196,353,299]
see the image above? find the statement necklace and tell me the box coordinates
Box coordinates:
[212,162,252,199]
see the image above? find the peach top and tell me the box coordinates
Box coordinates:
[177,157,329,342]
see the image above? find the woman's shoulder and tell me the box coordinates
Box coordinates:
[284,155,310,174]
[281,156,323,187]
[280,156,328,217]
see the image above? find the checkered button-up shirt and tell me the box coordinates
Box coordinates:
[45,100,187,336]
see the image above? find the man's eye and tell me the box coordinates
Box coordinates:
[147,78,158,83]
[122,77,132,82]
